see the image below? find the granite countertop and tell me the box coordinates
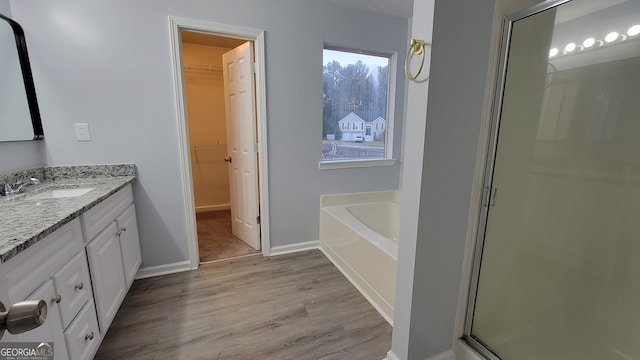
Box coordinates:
[0,164,136,264]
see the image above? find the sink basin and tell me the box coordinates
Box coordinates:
[25,187,96,200]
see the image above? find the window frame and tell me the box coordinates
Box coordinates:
[319,45,398,170]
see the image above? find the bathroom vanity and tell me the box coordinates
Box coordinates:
[0,165,140,360]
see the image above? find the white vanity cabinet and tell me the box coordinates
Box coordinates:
[82,184,141,332]
[0,181,141,360]
[0,218,96,360]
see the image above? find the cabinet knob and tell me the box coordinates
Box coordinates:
[85,332,94,341]
[52,295,61,304]
[75,282,84,290]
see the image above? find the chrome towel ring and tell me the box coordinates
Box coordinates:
[405,39,430,82]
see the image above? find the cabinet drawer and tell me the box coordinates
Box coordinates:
[52,251,93,329]
[64,299,101,360]
[81,184,133,241]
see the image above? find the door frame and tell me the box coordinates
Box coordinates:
[168,16,271,270]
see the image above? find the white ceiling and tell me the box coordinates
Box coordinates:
[328,0,414,19]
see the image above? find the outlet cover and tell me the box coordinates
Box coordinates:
[75,123,91,141]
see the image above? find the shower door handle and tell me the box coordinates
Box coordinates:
[224,156,232,163]
[482,187,498,207]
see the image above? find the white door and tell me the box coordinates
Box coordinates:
[222,42,260,250]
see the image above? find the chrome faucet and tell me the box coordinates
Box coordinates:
[1,178,40,196]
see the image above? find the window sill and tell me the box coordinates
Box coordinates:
[318,158,398,170]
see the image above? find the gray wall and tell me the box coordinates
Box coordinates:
[0,0,9,15]
[0,141,45,173]
[8,0,408,267]
[0,0,46,174]
[393,0,497,358]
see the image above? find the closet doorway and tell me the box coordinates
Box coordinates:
[181,32,260,263]
[169,16,271,269]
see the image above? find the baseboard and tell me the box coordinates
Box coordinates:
[195,204,230,212]
[385,349,454,360]
[427,350,455,360]
[386,350,400,360]
[269,240,320,256]
[320,246,393,326]
[135,260,191,279]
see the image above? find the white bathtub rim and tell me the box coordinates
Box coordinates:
[323,204,398,260]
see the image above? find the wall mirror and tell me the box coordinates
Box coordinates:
[0,13,43,141]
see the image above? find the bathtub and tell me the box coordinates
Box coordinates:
[320,190,399,325]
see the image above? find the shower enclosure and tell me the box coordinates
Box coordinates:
[464,0,640,359]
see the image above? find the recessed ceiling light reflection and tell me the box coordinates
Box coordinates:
[628,25,640,37]
[564,42,577,52]
[549,48,559,58]
[605,31,619,42]
[583,38,596,48]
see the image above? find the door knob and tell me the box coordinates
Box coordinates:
[0,300,48,340]
[224,156,233,163]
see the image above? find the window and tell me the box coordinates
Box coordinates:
[321,48,392,164]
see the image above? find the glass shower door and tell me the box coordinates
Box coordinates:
[466,0,640,359]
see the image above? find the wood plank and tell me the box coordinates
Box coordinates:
[94,250,391,359]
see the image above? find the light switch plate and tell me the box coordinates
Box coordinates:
[75,123,91,141]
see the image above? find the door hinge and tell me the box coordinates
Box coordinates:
[482,187,498,207]
[257,215,261,225]
[252,62,256,74]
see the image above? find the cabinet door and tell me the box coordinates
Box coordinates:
[1,280,70,360]
[52,251,93,329]
[86,222,126,332]
[116,204,141,287]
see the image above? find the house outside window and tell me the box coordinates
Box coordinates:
[321,47,393,164]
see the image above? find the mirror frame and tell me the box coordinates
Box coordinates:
[0,13,43,140]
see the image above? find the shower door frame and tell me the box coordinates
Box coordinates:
[460,0,573,359]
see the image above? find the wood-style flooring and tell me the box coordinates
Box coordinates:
[197,210,260,263]
[94,250,392,360]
